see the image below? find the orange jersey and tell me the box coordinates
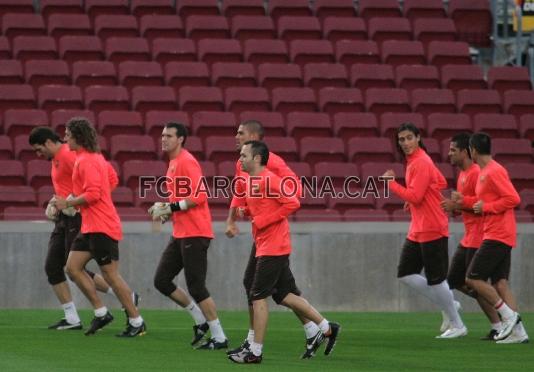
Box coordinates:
[166,149,214,239]
[72,149,122,241]
[457,163,484,249]
[390,148,449,243]
[51,144,76,198]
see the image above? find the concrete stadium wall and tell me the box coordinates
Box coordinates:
[1,221,534,312]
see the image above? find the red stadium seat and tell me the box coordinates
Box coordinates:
[422,137,442,162]
[205,136,240,163]
[152,38,196,65]
[131,0,174,17]
[84,86,129,113]
[304,63,348,92]
[411,88,456,116]
[368,17,411,45]
[441,65,487,92]
[184,136,204,160]
[271,87,317,115]
[13,36,58,62]
[265,137,298,162]
[0,60,23,85]
[258,63,303,91]
[211,62,256,89]
[14,135,37,162]
[315,161,359,189]
[492,138,532,164]
[0,136,13,160]
[38,85,83,114]
[131,86,177,114]
[473,113,518,138]
[26,159,52,189]
[140,15,184,42]
[122,160,167,189]
[381,40,426,66]
[448,0,492,47]
[336,40,379,66]
[323,17,367,43]
[427,41,471,67]
[366,88,410,115]
[396,65,440,92]
[72,61,117,89]
[319,87,364,115]
[314,0,356,21]
[110,135,156,165]
[391,208,412,221]
[192,111,236,138]
[351,64,395,92]
[268,0,312,22]
[47,14,91,40]
[413,18,456,47]
[278,16,322,42]
[85,0,129,20]
[504,90,534,117]
[165,62,210,93]
[95,15,139,41]
[488,66,533,95]
[457,89,502,117]
[0,37,11,59]
[119,61,164,91]
[361,162,405,185]
[3,206,47,220]
[25,60,70,88]
[519,114,534,142]
[223,0,265,18]
[0,160,25,185]
[179,87,224,113]
[225,87,270,115]
[111,186,134,207]
[197,39,242,66]
[300,137,344,165]
[435,162,455,187]
[299,194,327,212]
[231,16,276,41]
[177,0,220,19]
[348,137,395,164]
[380,112,425,138]
[358,0,401,20]
[404,0,446,21]
[186,16,230,41]
[59,36,104,64]
[4,109,48,138]
[329,195,376,214]
[295,209,342,222]
[243,39,288,65]
[289,40,335,67]
[41,0,83,18]
[286,161,312,178]
[0,85,35,116]
[287,112,332,140]
[239,112,285,137]
[2,14,46,40]
[105,37,150,64]
[344,209,390,222]
[427,113,471,142]
[520,189,534,214]
[0,0,33,18]
[144,111,189,139]
[51,109,95,135]
[98,111,144,140]
[377,193,406,214]
[333,112,379,140]
[506,164,534,192]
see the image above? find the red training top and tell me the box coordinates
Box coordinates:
[51,144,76,198]
[457,163,484,249]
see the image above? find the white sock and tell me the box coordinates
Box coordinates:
[129,316,143,327]
[107,287,115,297]
[399,274,439,305]
[94,306,108,317]
[318,319,330,334]
[250,341,263,356]
[207,318,226,342]
[247,329,255,343]
[430,281,464,329]
[303,321,320,338]
[494,300,515,320]
[185,302,206,325]
[491,322,503,331]
[62,301,80,324]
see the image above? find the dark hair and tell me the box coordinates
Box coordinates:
[396,122,426,156]
[165,122,188,145]
[241,120,265,140]
[28,126,61,146]
[469,132,491,155]
[66,117,100,152]
[451,132,472,158]
[244,140,269,166]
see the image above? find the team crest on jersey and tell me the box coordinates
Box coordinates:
[479,175,486,183]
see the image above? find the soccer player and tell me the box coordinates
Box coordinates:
[382,122,466,339]
[149,122,228,349]
[228,141,340,364]
[55,118,145,337]
[28,126,136,330]
[225,120,325,359]
[461,132,529,344]
[440,133,502,339]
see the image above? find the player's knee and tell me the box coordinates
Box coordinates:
[493,279,508,293]
[188,283,209,303]
[153,273,174,296]
[45,263,66,285]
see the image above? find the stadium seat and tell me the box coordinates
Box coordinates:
[25,60,70,88]
[333,112,378,141]
[366,88,411,115]
[344,209,390,222]
[184,136,203,160]
[110,134,156,165]
[368,17,411,45]
[351,64,395,92]
[47,14,91,40]
[448,0,492,47]
[13,36,58,62]
[2,14,46,40]
[519,114,534,142]
[98,111,144,140]
[3,206,46,220]
[152,38,196,65]
[131,0,174,17]
[381,40,426,66]
[411,88,456,116]
[139,15,184,42]
[0,37,11,59]
[358,0,401,20]
[299,193,328,212]
[319,87,364,115]
[197,39,242,66]
[0,160,25,185]
[4,109,48,138]
[315,161,359,189]
[295,209,343,222]
[300,137,344,165]
[118,61,164,91]
[105,37,150,64]
[97,135,109,159]
[217,160,236,179]
[488,66,533,95]
[457,89,502,116]
[131,86,177,114]
[473,113,518,139]
[323,17,367,43]
[85,0,129,21]
[286,161,312,178]
[72,61,117,89]
[361,162,405,186]
[192,111,236,138]
[441,65,487,92]
[223,0,265,18]
[504,90,534,117]
[377,193,406,214]
[271,87,317,115]
[278,16,322,42]
[404,0,446,21]
[329,195,376,214]
[239,111,285,136]
[492,138,532,164]
[380,112,425,138]
[26,159,52,189]
[59,36,104,64]
[231,15,276,41]
[303,63,348,93]
[0,60,23,85]
[336,40,379,67]
[396,65,440,91]
[290,40,335,67]
[287,112,332,141]
[38,85,83,114]
[506,164,534,192]
[258,63,303,91]
[243,39,289,65]
[84,86,129,113]
[435,162,455,187]
[211,62,256,89]
[515,209,533,223]
[179,87,224,113]
[144,110,190,139]
[265,137,298,162]
[95,15,139,41]
[0,0,34,18]
[41,0,83,18]
[413,18,457,47]
[13,135,37,163]
[122,160,167,189]
[348,137,395,164]
[186,16,230,41]
[133,187,165,210]
[198,161,216,188]
[225,87,270,115]
[314,0,356,21]
[427,41,471,67]
[0,85,35,116]
[422,137,442,162]
[111,186,134,207]
[268,0,312,22]
[51,109,95,135]
[520,189,534,214]
[0,136,13,159]
[164,62,209,93]
[427,113,471,142]
[205,136,240,163]
[176,0,220,19]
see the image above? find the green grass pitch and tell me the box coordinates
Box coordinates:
[1,310,532,371]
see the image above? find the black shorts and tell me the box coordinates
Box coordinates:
[71,232,119,266]
[243,244,257,305]
[397,237,449,285]
[249,255,301,304]
[467,240,511,284]
[45,213,81,285]
[447,244,478,290]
